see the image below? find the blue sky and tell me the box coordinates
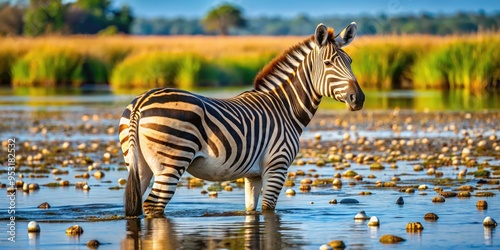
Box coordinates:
[111,0,500,18]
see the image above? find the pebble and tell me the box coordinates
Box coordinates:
[208,191,218,198]
[332,178,342,186]
[354,210,370,220]
[118,178,127,185]
[457,191,471,198]
[66,225,84,236]
[476,200,488,210]
[27,221,40,233]
[427,168,435,175]
[418,184,428,190]
[60,180,70,186]
[285,189,296,196]
[301,178,312,185]
[424,212,439,221]
[93,170,105,179]
[379,234,405,244]
[439,191,457,198]
[483,217,497,227]
[319,244,332,250]
[329,199,337,204]
[103,152,111,160]
[83,184,90,191]
[406,222,424,232]
[87,239,100,248]
[367,216,380,227]
[396,196,404,205]
[224,185,233,191]
[299,185,311,191]
[314,133,322,141]
[432,196,445,203]
[342,170,358,177]
[328,240,346,249]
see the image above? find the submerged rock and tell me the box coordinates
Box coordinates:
[37,202,50,209]
[432,196,445,203]
[396,196,404,205]
[379,234,405,244]
[339,198,359,204]
[328,240,346,249]
[424,213,439,221]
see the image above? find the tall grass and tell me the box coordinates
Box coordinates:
[12,47,85,87]
[412,37,500,90]
[0,33,499,91]
[349,44,417,89]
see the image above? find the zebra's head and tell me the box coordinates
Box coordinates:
[312,23,364,111]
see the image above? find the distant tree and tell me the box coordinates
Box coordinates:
[23,0,65,36]
[66,1,133,34]
[74,0,111,17]
[202,3,245,35]
[0,3,24,35]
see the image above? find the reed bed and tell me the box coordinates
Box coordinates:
[0,33,498,90]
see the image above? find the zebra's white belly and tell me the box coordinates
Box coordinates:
[186,154,261,181]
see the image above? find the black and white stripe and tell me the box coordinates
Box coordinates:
[119,23,364,217]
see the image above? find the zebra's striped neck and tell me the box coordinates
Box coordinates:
[253,37,322,132]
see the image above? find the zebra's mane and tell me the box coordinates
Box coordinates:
[253,28,335,89]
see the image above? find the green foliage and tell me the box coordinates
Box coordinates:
[134,11,500,36]
[75,0,111,17]
[98,25,118,35]
[351,45,417,89]
[412,38,500,90]
[23,0,65,36]
[0,48,22,86]
[111,52,274,89]
[202,3,245,35]
[110,52,187,89]
[11,47,84,87]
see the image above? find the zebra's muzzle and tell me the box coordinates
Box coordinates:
[345,80,365,111]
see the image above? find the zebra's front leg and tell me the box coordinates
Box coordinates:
[261,169,287,211]
[244,176,262,212]
[143,172,182,217]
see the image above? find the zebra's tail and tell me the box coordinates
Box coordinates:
[124,106,143,217]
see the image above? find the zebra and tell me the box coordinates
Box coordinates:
[119,23,364,217]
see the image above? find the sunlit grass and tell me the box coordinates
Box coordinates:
[0,33,498,91]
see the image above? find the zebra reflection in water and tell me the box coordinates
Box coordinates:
[121,213,302,249]
[119,22,364,217]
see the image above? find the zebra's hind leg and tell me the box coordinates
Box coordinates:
[244,176,262,212]
[261,170,287,211]
[143,168,185,217]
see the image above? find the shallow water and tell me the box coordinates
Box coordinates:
[1,90,500,249]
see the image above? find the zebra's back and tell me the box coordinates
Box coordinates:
[119,88,296,182]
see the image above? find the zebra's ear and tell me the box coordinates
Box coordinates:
[314,23,329,47]
[335,22,357,48]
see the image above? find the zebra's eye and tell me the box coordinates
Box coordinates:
[324,60,332,66]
